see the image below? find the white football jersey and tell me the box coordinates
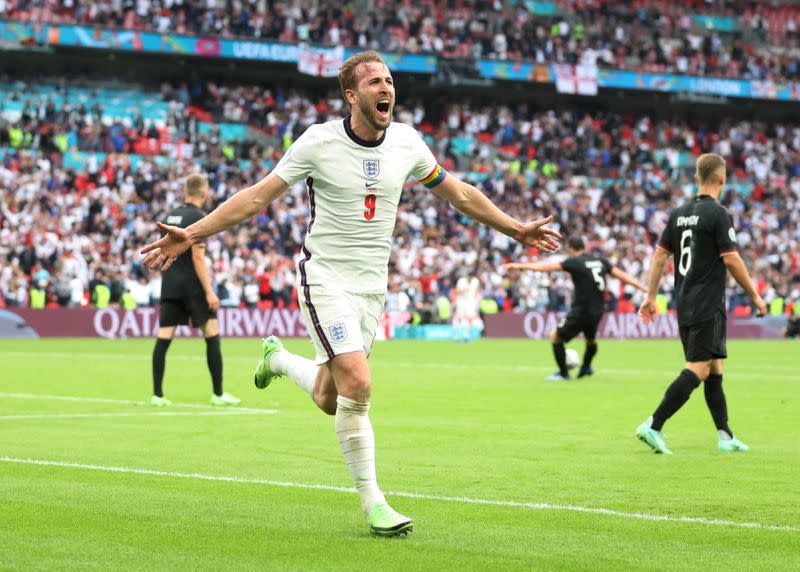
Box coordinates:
[273,116,445,293]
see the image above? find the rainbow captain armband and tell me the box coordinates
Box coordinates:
[420,164,447,189]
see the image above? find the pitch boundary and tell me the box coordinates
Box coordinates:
[0,392,279,414]
[0,456,796,533]
[0,410,270,421]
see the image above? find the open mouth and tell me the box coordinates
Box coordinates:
[376,99,390,117]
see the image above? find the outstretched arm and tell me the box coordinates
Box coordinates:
[142,174,290,270]
[502,261,563,273]
[430,177,561,251]
[722,252,767,317]
[638,246,670,324]
[610,266,648,293]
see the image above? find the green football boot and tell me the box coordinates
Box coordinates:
[150,395,172,407]
[210,392,241,406]
[367,502,413,537]
[718,436,749,453]
[636,421,673,455]
[253,336,285,389]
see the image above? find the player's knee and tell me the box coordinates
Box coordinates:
[550,330,561,344]
[347,378,372,402]
[157,326,176,339]
[330,354,372,401]
[688,362,711,381]
[201,319,219,337]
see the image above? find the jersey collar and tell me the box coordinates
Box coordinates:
[344,115,386,148]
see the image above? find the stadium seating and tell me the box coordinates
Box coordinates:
[1,76,798,316]
[2,0,800,80]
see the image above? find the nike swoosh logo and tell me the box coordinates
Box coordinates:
[365,181,378,188]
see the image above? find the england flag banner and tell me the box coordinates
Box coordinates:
[554,63,598,95]
[297,44,345,78]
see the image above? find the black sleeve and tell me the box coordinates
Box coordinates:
[561,257,576,274]
[602,257,613,275]
[714,208,738,255]
[181,209,204,229]
[657,212,674,253]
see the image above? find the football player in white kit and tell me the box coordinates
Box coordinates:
[142,51,561,536]
[452,275,481,342]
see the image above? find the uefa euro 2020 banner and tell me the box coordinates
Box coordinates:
[2,20,798,102]
[0,21,438,74]
[0,308,785,339]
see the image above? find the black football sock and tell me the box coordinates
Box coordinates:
[206,335,223,396]
[582,343,598,369]
[651,369,701,431]
[704,374,733,438]
[552,342,569,376]
[152,338,172,397]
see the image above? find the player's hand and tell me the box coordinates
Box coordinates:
[515,216,561,252]
[638,298,657,325]
[501,263,525,272]
[206,291,220,312]
[141,222,192,271]
[753,295,767,318]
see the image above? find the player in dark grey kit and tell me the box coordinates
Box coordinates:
[150,174,240,407]
[504,237,647,381]
[637,153,766,454]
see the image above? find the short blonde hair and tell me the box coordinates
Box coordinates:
[696,153,726,185]
[338,50,385,101]
[184,173,208,198]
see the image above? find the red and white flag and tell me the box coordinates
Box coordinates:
[297,44,345,78]
[553,63,598,95]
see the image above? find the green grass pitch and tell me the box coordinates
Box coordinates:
[0,337,798,570]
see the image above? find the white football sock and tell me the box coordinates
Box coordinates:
[335,395,386,515]
[269,350,318,397]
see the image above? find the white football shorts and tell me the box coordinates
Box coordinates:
[298,285,385,365]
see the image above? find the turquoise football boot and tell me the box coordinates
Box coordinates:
[636,421,673,455]
[718,436,749,452]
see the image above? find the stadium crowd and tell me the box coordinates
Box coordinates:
[2,1,800,81]
[1,78,799,317]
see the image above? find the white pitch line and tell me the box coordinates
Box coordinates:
[0,411,264,421]
[0,457,796,533]
[0,351,264,363]
[0,392,278,414]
